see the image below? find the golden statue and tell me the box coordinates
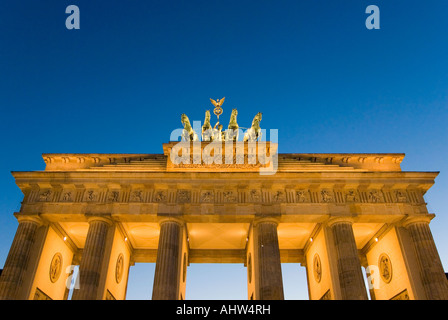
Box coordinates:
[243,112,262,142]
[181,113,199,141]
[210,97,225,129]
[210,97,225,109]
[202,110,213,141]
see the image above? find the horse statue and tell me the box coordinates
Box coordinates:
[201,110,213,141]
[181,113,198,141]
[243,112,262,142]
[225,108,239,141]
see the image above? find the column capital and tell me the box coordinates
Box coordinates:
[14,213,44,226]
[401,214,434,228]
[326,215,355,227]
[158,216,185,227]
[253,216,280,227]
[85,214,114,226]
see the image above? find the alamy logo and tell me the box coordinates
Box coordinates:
[365,5,380,30]
[66,5,80,30]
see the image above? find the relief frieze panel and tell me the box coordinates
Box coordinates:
[272,190,286,203]
[24,186,424,206]
[107,191,120,203]
[296,190,310,203]
[248,189,261,202]
[200,190,214,203]
[177,190,191,203]
[153,190,167,203]
[394,190,408,203]
[84,190,99,202]
[367,189,385,203]
[129,190,144,202]
[345,189,359,203]
[38,190,53,202]
[320,190,334,203]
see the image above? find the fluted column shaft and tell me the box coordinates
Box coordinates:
[72,217,112,300]
[406,220,448,300]
[256,220,284,300]
[0,217,41,300]
[152,219,183,300]
[329,219,368,300]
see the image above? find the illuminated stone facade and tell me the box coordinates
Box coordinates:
[0,142,447,300]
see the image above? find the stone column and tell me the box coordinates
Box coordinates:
[0,216,42,300]
[72,216,113,300]
[254,218,284,300]
[152,218,184,300]
[328,217,368,300]
[404,216,448,300]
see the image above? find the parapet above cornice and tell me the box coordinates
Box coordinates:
[39,144,406,173]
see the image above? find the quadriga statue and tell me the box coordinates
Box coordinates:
[181,113,198,141]
[243,112,262,142]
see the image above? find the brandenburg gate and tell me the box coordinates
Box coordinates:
[1,99,447,300]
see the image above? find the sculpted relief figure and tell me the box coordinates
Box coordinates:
[249,189,261,202]
[130,190,143,202]
[368,190,383,203]
[321,190,333,203]
[177,190,191,203]
[296,190,309,203]
[200,191,214,203]
[154,190,167,202]
[86,190,97,201]
[345,190,358,202]
[395,190,408,203]
[108,191,119,202]
[223,191,237,202]
[273,190,285,202]
[39,190,52,202]
[62,191,72,202]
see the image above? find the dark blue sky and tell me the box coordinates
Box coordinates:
[0,1,447,299]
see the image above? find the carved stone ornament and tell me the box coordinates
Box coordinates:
[177,190,191,203]
[313,253,322,283]
[153,190,167,202]
[175,155,262,169]
[107,191,120,202]
[49,253,63,283]
[296,190,309,203]
[200,190,214,203]
[115,253,124,284]
[345,190,358,202]
[378,253,392,283]
[320,190,333,203]
[85,190,98,202]
[62,191,72,202]
[272,190,285,202]
[368,190,383,203]
[395,190,408,203]
[39,190,52,202]
[249,189,261,202]
[130,190,143,202]
[223,191,237,203]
